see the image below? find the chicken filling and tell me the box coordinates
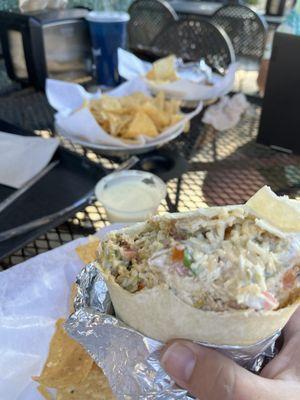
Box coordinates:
[99,208,300,312]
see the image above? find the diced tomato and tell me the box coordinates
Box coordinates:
[171,245,184,262]
[138,282,145,291]
[262,291,279,310]
[283,268,298,289]
[123,249,137,260]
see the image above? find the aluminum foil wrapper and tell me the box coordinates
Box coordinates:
[65,262,281,400]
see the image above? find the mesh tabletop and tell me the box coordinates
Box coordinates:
[0,90,300,269]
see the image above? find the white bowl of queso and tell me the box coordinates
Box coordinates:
[95,170,167,223]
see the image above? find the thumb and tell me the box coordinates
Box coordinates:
[160,340,279,400]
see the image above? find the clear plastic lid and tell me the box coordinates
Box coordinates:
[86,11,130,23]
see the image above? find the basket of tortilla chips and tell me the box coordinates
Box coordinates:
[118,48,238,103]
[47,78,203,156]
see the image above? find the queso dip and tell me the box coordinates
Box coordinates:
[95,170,166,222]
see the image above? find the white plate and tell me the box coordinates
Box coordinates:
[55,121,186,156]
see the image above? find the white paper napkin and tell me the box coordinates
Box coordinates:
[47,78,203,149]
[118,48,152,80]
[202,93,249,131]
[0,132,59,189]
[46,79,101,116]
[118,48,238,102]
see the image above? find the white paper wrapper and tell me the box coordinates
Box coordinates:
[46,78,203,149]
[0,225,119,400]
[118,48,238,102]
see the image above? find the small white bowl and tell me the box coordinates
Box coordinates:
[95,170,167,223]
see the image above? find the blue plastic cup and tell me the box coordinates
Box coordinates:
[86,11,130,87]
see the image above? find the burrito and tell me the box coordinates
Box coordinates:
[97,186,300,345]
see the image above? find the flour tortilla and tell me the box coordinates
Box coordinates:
[98,187,300,346]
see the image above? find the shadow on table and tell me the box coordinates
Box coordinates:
[0,89,55,132]
[201,140,300,206]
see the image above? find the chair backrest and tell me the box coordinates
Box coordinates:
[151,16,235,70]
[212,5,267,61]
[127,0,178,52]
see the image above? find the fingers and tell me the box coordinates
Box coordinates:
[262,306,300,380]
[160,309,300,399]
[160,340,278,400]
[261,335,300,381]
[283,305,300,343]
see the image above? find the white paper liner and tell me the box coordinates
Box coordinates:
[0,225,120,400]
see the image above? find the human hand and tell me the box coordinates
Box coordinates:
[160,307,300,400]
[257,59,270,96]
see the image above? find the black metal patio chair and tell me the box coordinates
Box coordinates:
[211,5,267,69]
[127,0,178,54]
[150,16,235,71]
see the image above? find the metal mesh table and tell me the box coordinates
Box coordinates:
[0,89,300,269]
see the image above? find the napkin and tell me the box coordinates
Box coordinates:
[202,93,249,131]
[118,48,238,102]
[0,132,59,189]
[47,78,203,148]
[46,79,101,116]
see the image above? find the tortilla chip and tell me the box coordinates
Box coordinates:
[88,90,184,140]
[142,102,170,130]
[246,185,300,232]
[37,385,53,400]
[96,96,122,112]
[99,119,110,132]
[69,283,78,314]
[145,69,155,80]
[146,55,178,82]
[184,120,190,133]
[164,98,181,115]
[76,238,100,265]
[34,318,114,399]
[105,113,126,136]
[153,91,165,111]
[120,92,148,108]
[56,363,115,400]
[34,319,93,389]
[170,114,183,125]
[124,111,159,138]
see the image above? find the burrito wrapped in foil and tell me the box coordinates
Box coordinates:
[65,262,280,400]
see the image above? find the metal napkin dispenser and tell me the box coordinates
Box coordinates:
[0,8,92,89]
